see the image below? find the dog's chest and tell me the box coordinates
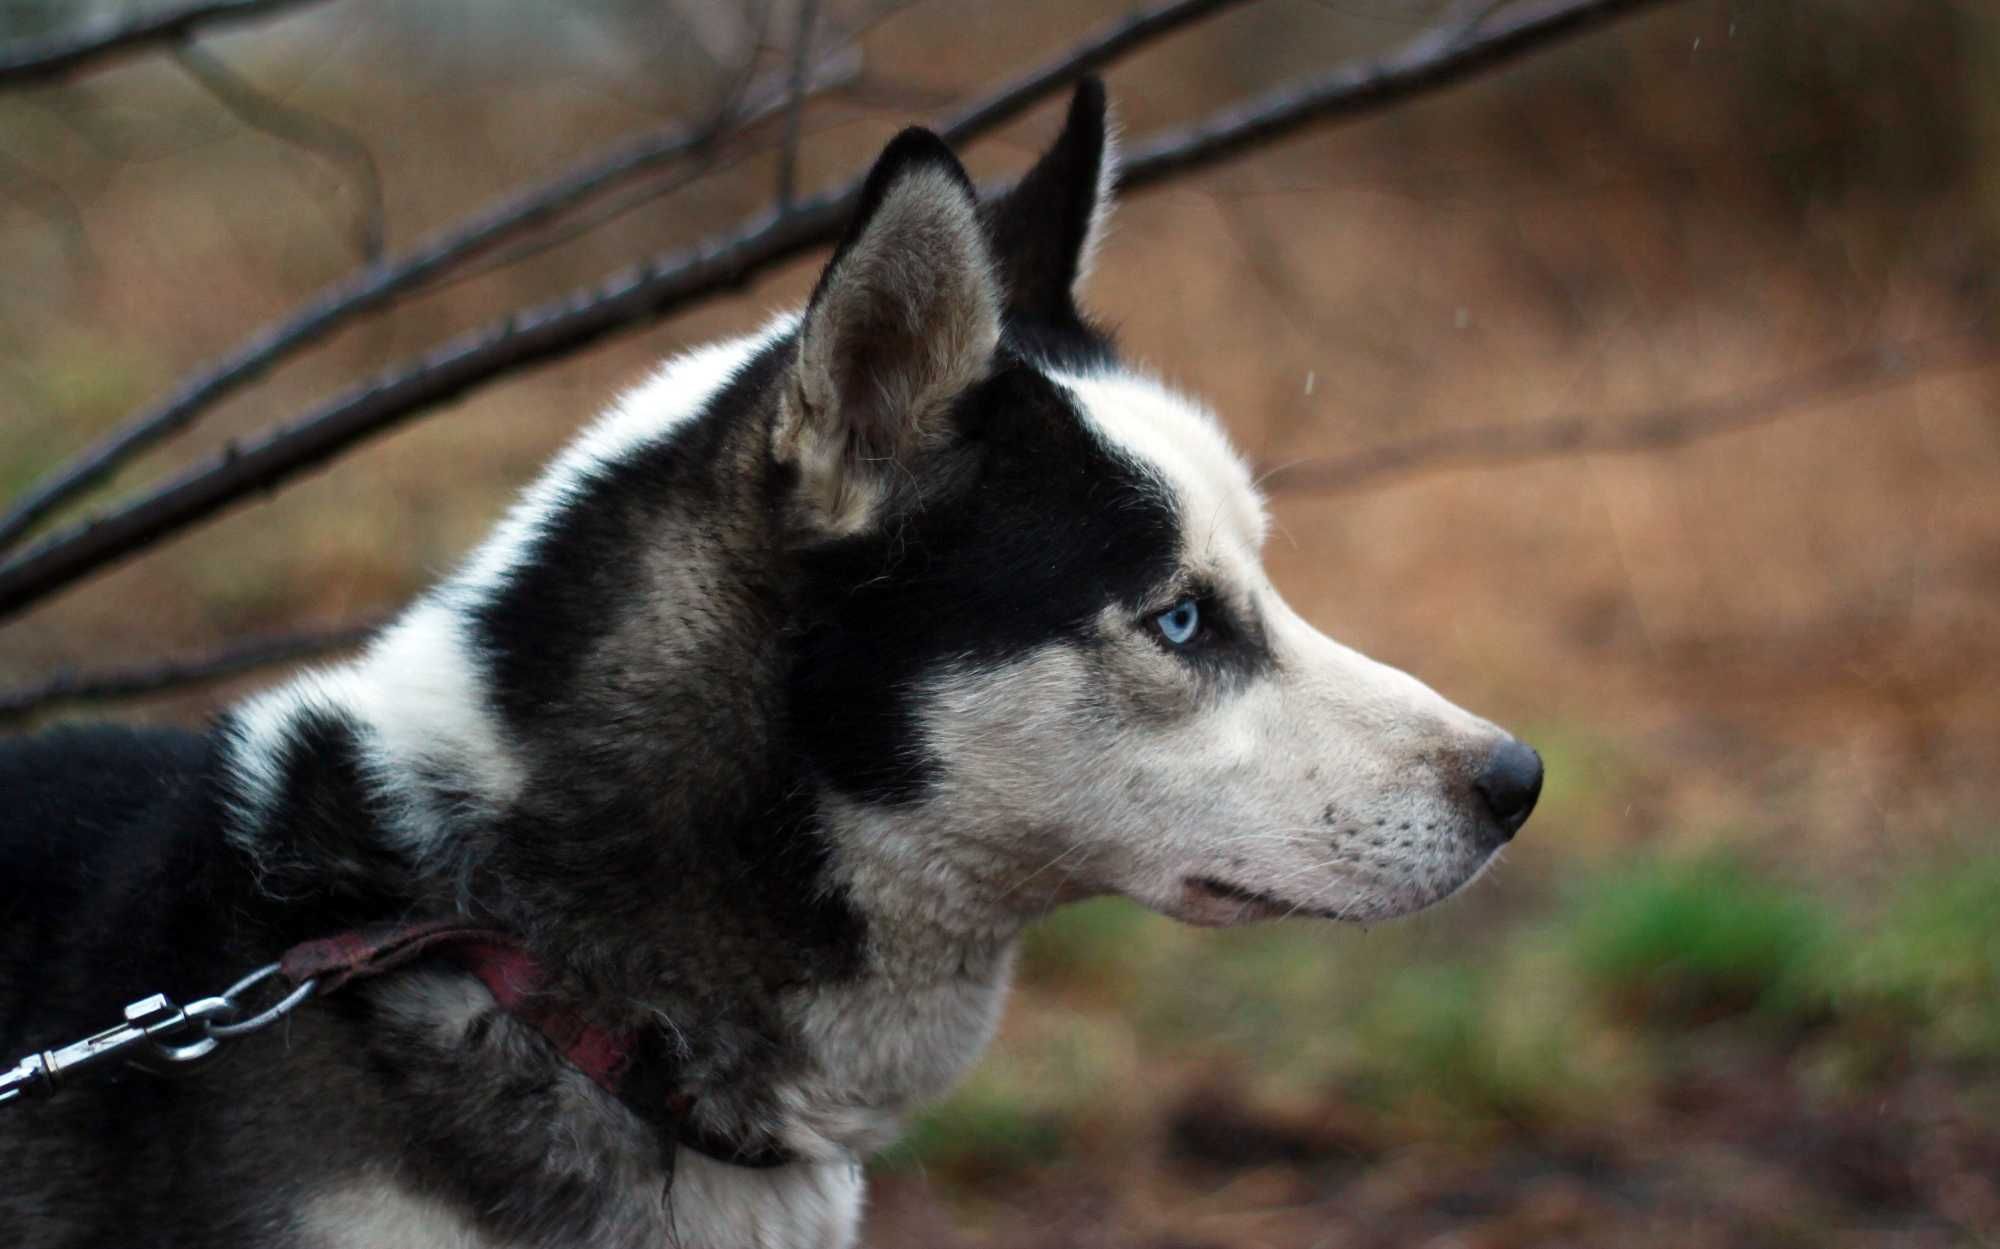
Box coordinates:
[299,1180,513,1249]
[777,945,1015,1155]
[298,1159,865,1249]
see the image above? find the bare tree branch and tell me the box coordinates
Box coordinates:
[776,0,821,209]
[0,0,1674,623]
[937,0,1252,141]
[0,48,859,554]
[0,618,381,722]
[0,0,1250,579]
[1117,0,1665,192]
[172,43,386,261]
[13,329,1994,717]
[1258,333,1999,496]
[1,0,1235,557]
[0,0,333,89]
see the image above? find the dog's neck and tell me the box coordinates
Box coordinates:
[215,330,1030,1158]
[218,632,1024,1161]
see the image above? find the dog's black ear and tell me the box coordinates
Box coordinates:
[982,78,1115,322]
[780,128,1000,534]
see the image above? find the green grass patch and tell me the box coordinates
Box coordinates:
[1340,936,1637,1128]
[1,328,168,520]
[1129,919,1402,1083]
[1838,852,2000,1060]
[1351,965,1517,1116]
[874,1072,1070,1181]
[34,329,158,425]
[1018,897,1171,997]
[1562,854,1839,1030]
[0,422,64,502]
[917,840,2000,1176]
[872,1013,1128,1181]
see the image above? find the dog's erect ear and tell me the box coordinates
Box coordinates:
[982,78,1115,322]
[779,127,1000,534]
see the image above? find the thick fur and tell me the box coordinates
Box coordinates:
[0,82,1537,1249]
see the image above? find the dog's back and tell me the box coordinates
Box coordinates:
[0,727,303,1247]
[0,726,214,1049]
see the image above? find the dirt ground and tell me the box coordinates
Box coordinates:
[865,1058,2000,1247]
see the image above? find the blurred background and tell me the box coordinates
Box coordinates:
[3,1,1998,1245]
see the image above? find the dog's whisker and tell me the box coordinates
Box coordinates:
[999,841,1093,903]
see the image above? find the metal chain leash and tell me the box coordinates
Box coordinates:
[0,963,317,1108]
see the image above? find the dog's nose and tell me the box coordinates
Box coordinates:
[1473,737,1543,841]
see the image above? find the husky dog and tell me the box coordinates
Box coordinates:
[0,82,1540,1248]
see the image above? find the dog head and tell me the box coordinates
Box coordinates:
[781,82,1541,929]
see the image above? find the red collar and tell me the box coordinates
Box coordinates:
[279,920,793,1170]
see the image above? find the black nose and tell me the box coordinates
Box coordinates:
[1473,737,1543,841]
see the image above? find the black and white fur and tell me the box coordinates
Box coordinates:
[0,82,1541,1249]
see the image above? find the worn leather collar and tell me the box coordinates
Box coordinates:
[279,920,795,1172]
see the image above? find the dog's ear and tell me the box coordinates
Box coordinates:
[779,127,1000,535]
[982,77,1115,322]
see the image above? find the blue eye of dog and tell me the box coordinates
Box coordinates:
[1154,598,1201,646]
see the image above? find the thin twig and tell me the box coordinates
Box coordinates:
[0,618,381,722]
[172,43,386,261]
[0,47,859,554]
[0,0,1245,579]
[776,0,820,209]
[0,0,1252,557]
[0,0,1672,622]
[424,109,870,298]
[935,0,1251,142]
[1,0,1230,558]
[1258,334,1999,495]
[0,0,334,88]
[11,331,1994,717]
[1117,0,1664,192]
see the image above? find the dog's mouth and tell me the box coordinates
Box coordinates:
[1177,876,1344,927]
[1176,854,1498,927]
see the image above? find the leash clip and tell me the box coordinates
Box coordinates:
[1,964,317,1110]
[2,992,213,1104]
